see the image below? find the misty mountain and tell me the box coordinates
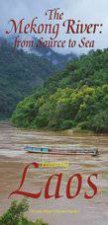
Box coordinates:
[29,37,77,69]
[0,38,57,118]
[6,36,77,69]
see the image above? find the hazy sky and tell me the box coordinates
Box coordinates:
[0,0,108,54]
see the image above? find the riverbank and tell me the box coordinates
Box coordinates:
[10,119,108,136]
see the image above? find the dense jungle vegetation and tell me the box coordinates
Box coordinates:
[12,49,108,133]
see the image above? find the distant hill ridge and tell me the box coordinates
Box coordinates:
[7,36,77,69]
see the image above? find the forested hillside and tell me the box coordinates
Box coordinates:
[12,49,108,133]
[0,38,57,118]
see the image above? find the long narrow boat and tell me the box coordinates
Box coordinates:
[24,146,99,156]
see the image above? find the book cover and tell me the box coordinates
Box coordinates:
[0,1,108,225]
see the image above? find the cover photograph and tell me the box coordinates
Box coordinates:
[0,0,108,225]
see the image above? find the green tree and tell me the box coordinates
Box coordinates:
[0,200,49,225]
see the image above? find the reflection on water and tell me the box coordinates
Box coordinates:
[0,121,108,225]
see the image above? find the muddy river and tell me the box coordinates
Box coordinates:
[0,121,108,225]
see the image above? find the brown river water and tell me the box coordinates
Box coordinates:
[0,121,108,225]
